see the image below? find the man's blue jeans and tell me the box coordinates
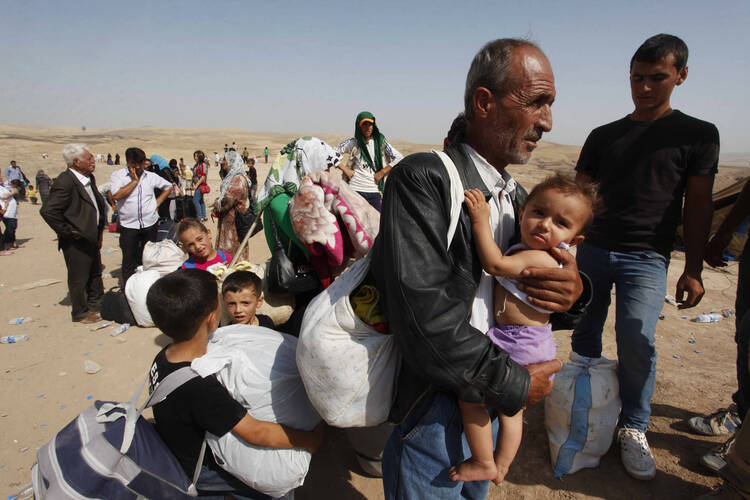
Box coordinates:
[571,242,668,432]
[382,391,498,500]
[734,242,750,421]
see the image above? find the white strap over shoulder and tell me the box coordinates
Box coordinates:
[432,150,465,248]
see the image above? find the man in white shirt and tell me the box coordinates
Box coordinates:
[110,147,172,283]
[40,144,107,323]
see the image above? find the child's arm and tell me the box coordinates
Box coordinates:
[464,189,557,277]
[232,413,324,453]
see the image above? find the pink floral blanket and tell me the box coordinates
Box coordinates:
[289,171,380,285]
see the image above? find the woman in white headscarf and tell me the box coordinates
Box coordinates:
[212,150,250,259]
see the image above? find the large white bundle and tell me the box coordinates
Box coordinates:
[192,325,320,497]
[297,258,398,428]
[124,269,161,327]
[545,352,621,477]
[141,240,184,276]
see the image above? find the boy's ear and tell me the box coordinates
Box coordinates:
[257,293,264,307]
[569,234,585,247]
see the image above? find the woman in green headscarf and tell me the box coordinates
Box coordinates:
[336,111,403,212]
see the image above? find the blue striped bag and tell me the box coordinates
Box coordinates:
[31,367,205,499]
[545,352,621,477]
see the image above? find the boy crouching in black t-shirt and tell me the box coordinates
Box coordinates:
[146,269,324,499]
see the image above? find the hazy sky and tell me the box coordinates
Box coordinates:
[2,0,748,154]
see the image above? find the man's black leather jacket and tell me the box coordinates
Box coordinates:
[368,144,591,424]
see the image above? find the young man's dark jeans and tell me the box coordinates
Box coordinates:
[734,242,750,421]
[2,217,17,248]
[356,191,382,212]
[118,223,158,284]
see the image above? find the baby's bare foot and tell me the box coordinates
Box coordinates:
[448,458,497,482]
[492,463,510,486]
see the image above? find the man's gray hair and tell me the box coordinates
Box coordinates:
[62,143,90,167]
[464,38,540,120]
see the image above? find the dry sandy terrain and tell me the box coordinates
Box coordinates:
[0,125,748,499]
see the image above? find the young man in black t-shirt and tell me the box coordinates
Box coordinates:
[146,269,323,499]
[572,34,719,481]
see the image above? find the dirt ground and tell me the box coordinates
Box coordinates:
[0,125,746,499]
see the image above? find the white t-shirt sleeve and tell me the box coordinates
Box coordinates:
[384,141,403,166]
[336,138,356,154]
[150,172,173,190]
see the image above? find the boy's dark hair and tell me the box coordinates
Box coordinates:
[222,270,262,297]
[524,173,600,235]
[630,33,688,70]
[176,218,209,240]
[147,269,218,342]
[194,150,206,163]
[125,147,146,165]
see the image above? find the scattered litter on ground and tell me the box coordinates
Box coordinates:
[84,360,101,374]
[693,313,723,323]
[688,339,696,344]
[102,273,113,278]
[110,323,129,336]
[18,447,28,453]
[695,350,703,354]
[86,395,92,400]
[90,323,111,331]
[7,317,32,325]
[665,295,678,306]
[722,309,735,318]
[12,278,61,291]
[659,313,666,320]
[673,354,681,359]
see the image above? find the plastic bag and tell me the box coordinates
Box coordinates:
[142,240,185,276]
[124,270,161,327]
[297,258,398,427]
[192,325,320,497]
[545,352,621,476]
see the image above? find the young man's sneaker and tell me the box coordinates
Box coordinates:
[700,435,736,473]
[689,406,742,436]
[618,427,656,480]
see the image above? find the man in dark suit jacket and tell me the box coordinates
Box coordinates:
[41,144,106,323]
